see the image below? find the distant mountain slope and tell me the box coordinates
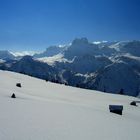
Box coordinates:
[108,40,140,56]
[85,62,140,96]
[59,55,112,74]
[0,50,15,60]
[34,45,66,58]
[64,38,101,59]
[121,41,140,57]
[9,55,57,80]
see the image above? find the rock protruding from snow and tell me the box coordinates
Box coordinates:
[11,93,16,98]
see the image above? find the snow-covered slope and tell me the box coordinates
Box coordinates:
[108,41,140,57]
[36,53,70,66]
[0,59,5,63]
[0,70,140,140]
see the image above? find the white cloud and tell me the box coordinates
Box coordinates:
[11,51,36,57]
[93,41,101,44]
[58,44,65,48]
[93,41,108,44]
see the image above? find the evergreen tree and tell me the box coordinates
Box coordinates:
[119,88,124,95]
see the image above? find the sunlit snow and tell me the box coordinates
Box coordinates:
[0,70,140,140]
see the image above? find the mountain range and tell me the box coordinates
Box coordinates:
[0,38,140,97]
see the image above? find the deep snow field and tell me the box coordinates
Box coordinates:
[0,70,140,140]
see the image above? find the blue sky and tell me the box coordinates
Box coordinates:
[0,0,140,51]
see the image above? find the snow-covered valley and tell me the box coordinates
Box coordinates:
[0,70,140,140]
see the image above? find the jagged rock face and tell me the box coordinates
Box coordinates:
[34,46,66,58]
[64,38,100,59]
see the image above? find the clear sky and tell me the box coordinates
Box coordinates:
[0,0,140,51]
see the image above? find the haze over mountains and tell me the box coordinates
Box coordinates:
[0,38,140,97]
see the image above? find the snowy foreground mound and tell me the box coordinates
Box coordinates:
[0,70,140,140]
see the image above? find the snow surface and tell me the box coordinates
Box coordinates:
[11,51,36,57]
[37,53,72,65]
[123,54,140,61]
[93,41,108,45]
[0,59,5,63]
[0,70,140,140]
[108,41,128,51]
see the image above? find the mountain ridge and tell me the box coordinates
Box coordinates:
[0,38,140,97]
